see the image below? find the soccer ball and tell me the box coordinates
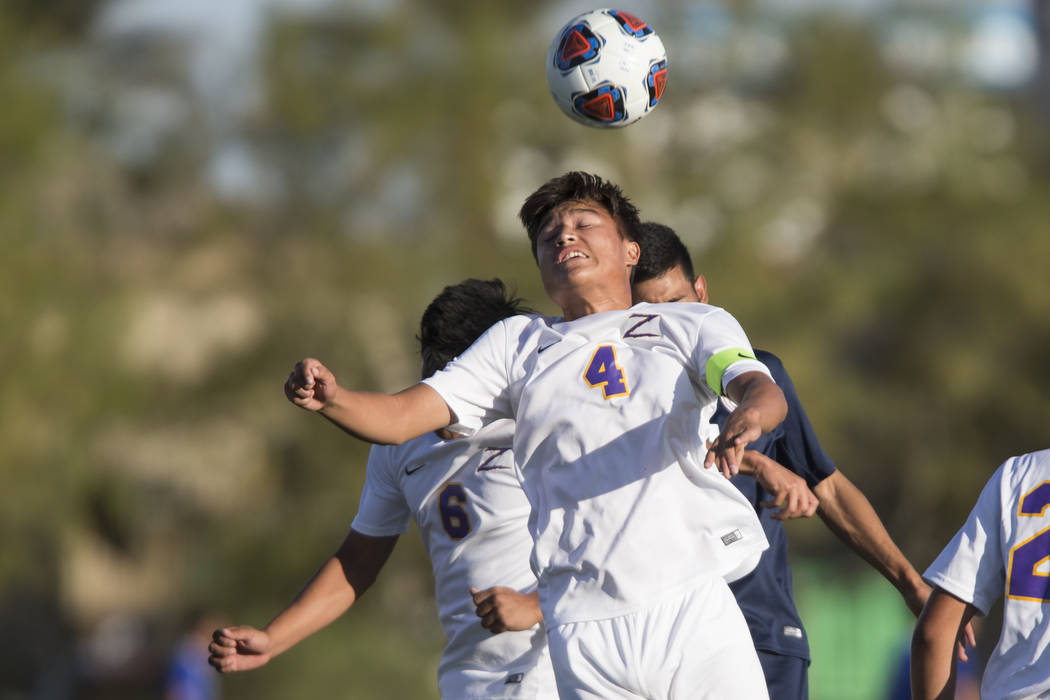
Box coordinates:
[546,9,667,128]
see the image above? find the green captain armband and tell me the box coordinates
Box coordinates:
[705,348,758,396]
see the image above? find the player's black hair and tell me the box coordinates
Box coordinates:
[518,171,641,259]
[632,221,695,285]
[418,278,534,379]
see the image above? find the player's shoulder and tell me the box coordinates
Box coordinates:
[1001,449,1050,489]
[490,312,556,340]
[456,313,551,360]
[632,300,726,318]
[505,312,549,328]
[1012,448,1050,471]
[628,301,732,335]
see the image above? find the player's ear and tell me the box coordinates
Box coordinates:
[625,239,640,266]
[693,275,709,303]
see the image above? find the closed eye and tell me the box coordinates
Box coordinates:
[573,211,604,229]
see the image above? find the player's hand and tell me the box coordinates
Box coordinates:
[744,451,820,520]
[208,625,272,674]
[907,580,977,662]
[470,587,542,634]
[284,358,339,412]
[704,407,762,478]
[956,619,977,662]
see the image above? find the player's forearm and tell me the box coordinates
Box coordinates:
[263,556,360,658]
[320,383,452,445]
[733,377,787,434]
[815,472,924,599]
[736,453,758,477]
[910,591,971,700]
[910,628,957,700]
[737,450,774,479]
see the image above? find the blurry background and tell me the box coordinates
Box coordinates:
[2,0,1049,698]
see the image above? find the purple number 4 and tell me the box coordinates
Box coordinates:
[583,345,629,399]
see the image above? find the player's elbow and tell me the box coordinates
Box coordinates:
[752,377,787,430]
[910,607,957,681]
[381,422,443,445]
[910,615,939,659]
[727,372,784,416]
[770,384,787,424]
[914,588,970,658]
[372,431,412,446]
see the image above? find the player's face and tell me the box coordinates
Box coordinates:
[631,265,707,304]
[534,200,640,308]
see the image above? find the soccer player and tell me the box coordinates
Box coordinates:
[209,279,558,698]
[912,449,1050,700]
[286,171,787,698]
[630,222,944,699]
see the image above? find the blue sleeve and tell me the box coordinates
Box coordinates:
[757,349,837,488]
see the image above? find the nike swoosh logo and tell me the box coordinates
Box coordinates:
[737,352,755,359]
[537,340,560,353]
[405,463,427,475]
[477,464,510,472]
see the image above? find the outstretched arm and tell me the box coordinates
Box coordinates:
[208,530,397,673]
[911,588,977,700]
[285,358,452,444]
[815,471,928,612]
[814,470,976,656]
[705,371,787,478]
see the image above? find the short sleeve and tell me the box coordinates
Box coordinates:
[694,307,771,396]
[760,351,837,487]
[350,445,412,537]
[422,318,518,431]
[923,464,1007,615]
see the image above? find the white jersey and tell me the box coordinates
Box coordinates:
[423,302,770,627]
[923,449,1050,700]
[351,419,556,699]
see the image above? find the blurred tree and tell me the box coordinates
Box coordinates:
[5,0,110,40]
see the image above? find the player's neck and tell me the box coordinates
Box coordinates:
[557,285,632,321]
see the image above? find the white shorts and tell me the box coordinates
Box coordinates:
[546,576,768,700]
[438,645,558,699]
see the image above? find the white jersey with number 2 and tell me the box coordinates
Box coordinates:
[924,449,1050,700]
[423,302,771,628]
[351,419,556,699]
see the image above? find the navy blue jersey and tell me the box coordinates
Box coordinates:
[715,349,837,661]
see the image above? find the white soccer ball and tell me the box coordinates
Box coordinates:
[546,8,668,128]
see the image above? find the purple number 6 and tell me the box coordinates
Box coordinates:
[1007,481,1050,602]
[438,482,472,540]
